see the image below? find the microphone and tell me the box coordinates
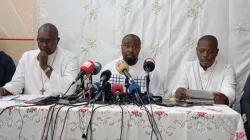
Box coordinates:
[112,84,124,102]
[128,83,141,96]
[143,58,155,72]
[71,82,101,104]
[87,82,101,98]
[116,60,135,83]
[128,83,141,104]
[72,60,95,84]
[99,70,112,103]
[100,70,112,83]
[92,62,102,75]
[90,82,106,102]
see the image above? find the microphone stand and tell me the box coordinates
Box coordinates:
[88,74,93,106]
[145,70,162,140]
[145,71,162,104]
[100,81,112,104]
[146,71,150,98]
[124,77,130,104]
[80,77,85,90]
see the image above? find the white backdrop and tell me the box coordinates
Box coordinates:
[36,0,250,112]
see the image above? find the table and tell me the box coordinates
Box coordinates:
[0,101,246,140]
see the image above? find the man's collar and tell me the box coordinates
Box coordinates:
[48,47,58,63]
[198,59,217,72]
[48,47,58,57]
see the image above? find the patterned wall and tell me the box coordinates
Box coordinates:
[36,0,250,112]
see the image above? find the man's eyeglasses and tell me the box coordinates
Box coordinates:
[36,38,57,45]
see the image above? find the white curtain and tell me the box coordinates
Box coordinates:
[36,0,250,112]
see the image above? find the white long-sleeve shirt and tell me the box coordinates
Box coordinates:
[4,47,79,96]
[101,57,164,96]
[172,60,236,105]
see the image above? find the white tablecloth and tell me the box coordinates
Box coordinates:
[0,101,246,140]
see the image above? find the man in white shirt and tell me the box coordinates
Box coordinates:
[102,34,163,96]
[0,23,79,97]
[173,35,236,105]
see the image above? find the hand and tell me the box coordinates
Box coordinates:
[0,88,4,98]
[37,51,49,70]
[174,87,189,101]
[213,92,229,105]
[0,88,12,97]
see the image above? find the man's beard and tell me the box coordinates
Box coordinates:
[124,57,138,66]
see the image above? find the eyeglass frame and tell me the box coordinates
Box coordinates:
[36,38,59,45]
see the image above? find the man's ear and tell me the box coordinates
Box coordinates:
[57,37,60,43]
[216,48,219,56]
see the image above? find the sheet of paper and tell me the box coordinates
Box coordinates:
[187,89,213,100]
[0,95,20,101]
[16,95,47,101]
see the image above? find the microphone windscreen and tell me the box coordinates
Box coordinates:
[80,60,95,75]
[92,62,102,75]
[89,82,101,98]
[112,84,124,95]
[100,70,112,81]
[128,83,141,96]
[116,60,129,75]
[143,58,155,72]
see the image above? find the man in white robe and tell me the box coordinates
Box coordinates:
[173,35,236,105]
[102,34,163,96]
[0,23,79,96]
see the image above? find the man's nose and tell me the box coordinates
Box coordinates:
[42,42,48,47]
[202,51,208,58]
[127,47,133,52]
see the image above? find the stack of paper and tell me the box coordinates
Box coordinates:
[185,89,214,104]
[16,95,47,101]
[0,95,20,101]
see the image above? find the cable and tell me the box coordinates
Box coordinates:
[78,108,84,134]
[147,96,161,140]
[41,105,54,140]
[59,106,74,140]
[17,106,24,140]
[85,104,95,140]
[132,88,159,140]
[83,104,110,140]
[0,104,45,116]
[0,82,74,140]
[145,73,156,140]
[58,103,88,140]
[118,104,124,140]
[51,105,65,140]
[81,104,94,139]
[142,106,162,140]
[128,85,162,140]
[0,104,52,140]
[44,105,57,139]
[149,105,162,140]
[141,106,158,140]
[145,72,162,140]
[43,83,75,140]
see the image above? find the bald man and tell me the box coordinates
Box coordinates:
[0,23,79,96]
[172,35,236,105]
[101,34,164,96]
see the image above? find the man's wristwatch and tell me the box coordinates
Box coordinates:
[43,65,53,74]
